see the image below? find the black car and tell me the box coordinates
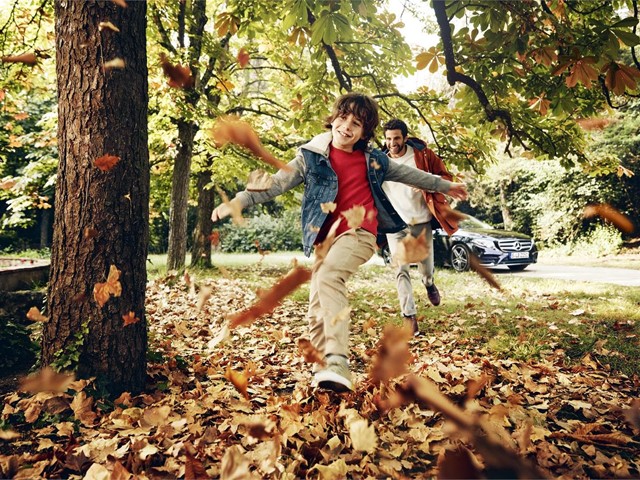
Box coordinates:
[378,216,538,272]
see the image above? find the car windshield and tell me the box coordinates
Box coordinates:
[460,216,494,230]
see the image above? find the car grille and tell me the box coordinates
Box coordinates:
[498,239,533,252]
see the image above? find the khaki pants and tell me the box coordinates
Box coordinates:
[307,228,376,357]
[386,222,434,317]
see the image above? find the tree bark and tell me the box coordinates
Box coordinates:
[498,181,513,230]
[43,0,149,395]
[191,169,214,268]
[39,208,50,249]
[166,120,196,270]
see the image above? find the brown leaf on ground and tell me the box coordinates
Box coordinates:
[342,205,366,229]
[1,53,37,65]
[184,442,210,480]
[437,445,482,479]
[228,266,311,328]
[394,228,430,265]
[160,53,194,89]
[583,203,635,234]
[368,325,412,386]
[297,338,326,368]
[94,154,120,172]
[224,364,249,399]
[469,254,502,290]
[70,392,97,426]
[465,374,489,402]
[211,116,291,172]
[246,169,273,192]
[622,399,640,433]
[93,264,122,307]
[109,461,132,480]
[26,306,48,323]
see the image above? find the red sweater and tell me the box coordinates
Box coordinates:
[316,145,378,243]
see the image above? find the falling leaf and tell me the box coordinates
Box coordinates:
[466,374,488,402]
[14,112,28,121]
[321,202,337,214]
[330,306,351,327]
[224,364,249,399]
[98,21,120,32]
[93,264,122,307]
[313,218,342,271]
[368,325,412,385]
[246,169,273,192]
[215,186,245,226]
[297,338,326,367]
[0,178,17,190]
[207,322,230,349]
[437,446,482,479]
[228,266,311,329]
[84,227,99,239]
[209,230,220,247]
[469,254,502,290]
[342,205,365,229]
[159,53,194,89]
[220,445,252,480]
[94,154,120,172]
[122,311,139,326]
[19,367,75,393]
[26,306,48,323]
[440,204,469,223]
[197,285,213,313]
[103,58,125,70]
[583,203,634,234]
[110,0,127,7]
[211,116,291,171]
[1,53,37,65]
[237,48,250,68]
[394,229,430,265]
[370,159,381,170]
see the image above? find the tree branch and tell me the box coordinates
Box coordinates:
[323,42,352,92]
[151,5,177,55]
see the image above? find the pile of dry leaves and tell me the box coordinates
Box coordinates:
[1,266,639,479]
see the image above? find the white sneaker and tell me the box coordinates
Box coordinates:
[314,355,353,392]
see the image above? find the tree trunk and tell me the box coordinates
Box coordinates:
[43,0,149,395]
[499,181,513,230]
[191,169,214,268]
[39,208,51,249]
[166,120,197,270]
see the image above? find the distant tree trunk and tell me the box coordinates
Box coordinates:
[43,0,148,395]
[191,169,214,268]
[39,209,50,249]
[166,120,197,270]
[499,181,513,230]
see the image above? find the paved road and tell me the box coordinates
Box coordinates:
[492,263,640,287]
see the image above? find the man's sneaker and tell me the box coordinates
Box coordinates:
[403,314,419,336]
[314,355,353,392]
[426,283,441,306]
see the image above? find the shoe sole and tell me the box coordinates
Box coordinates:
[315,370,353,393]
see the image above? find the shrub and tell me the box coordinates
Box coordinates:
[0,318,38,373]
[217,210,302,252]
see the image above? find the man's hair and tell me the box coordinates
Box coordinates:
[383,118,408,137]
[324,92,379,150]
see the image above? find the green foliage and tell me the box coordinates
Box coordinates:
[0,318,38,373]
[51,319,90,372]
[217,210,302,252]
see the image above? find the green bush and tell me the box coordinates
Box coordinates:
[570,224,623,257]
[217,210,302,252]
[0,318,38,373]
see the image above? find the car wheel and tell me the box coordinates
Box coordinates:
[450,243,471,272]
[508,264,528,271]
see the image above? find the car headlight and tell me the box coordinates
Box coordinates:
[471,238,495,249]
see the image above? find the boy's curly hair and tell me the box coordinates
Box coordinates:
[324,92,379,150]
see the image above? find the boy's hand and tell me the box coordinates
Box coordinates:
[447,183,468,201]
[211,203,231,222]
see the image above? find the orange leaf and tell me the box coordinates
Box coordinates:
[208,230,220,247]
[368,325,413,386]
[159,53,194,89]
[211,116,291,171]
[297,338,326,367]
[469,254,502,290]
[583,203,634,233]
[237,48,250,68]
[93,264,122,308]
[84,227,99,239]
[228,265,311,329]
[566,58,599,88]
[26,306,48,323]
[1,53,37,65]
[111,0,127,7]
[94,154,120,172]
[224,364,249,399]
[122,311,139,326]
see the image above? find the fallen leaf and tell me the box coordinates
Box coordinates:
[93,264,122,307]
[342,205,366,229]
[26,306,48,323]
[98,21,120,32]
[228,265,311,329]
[103,58,125,70]
[583,203,634,234]
[159,53,194,89]
[1,53,37,65]
[211,116,291,172]
[122,311,139,326]
[347,417,377,453]
[246,169,273,192]
[469,254,502,290]
[70,391,97,426]
[94,154,120,172]
[0,430,20,441]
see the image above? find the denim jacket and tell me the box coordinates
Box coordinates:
[233,132,454,256]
